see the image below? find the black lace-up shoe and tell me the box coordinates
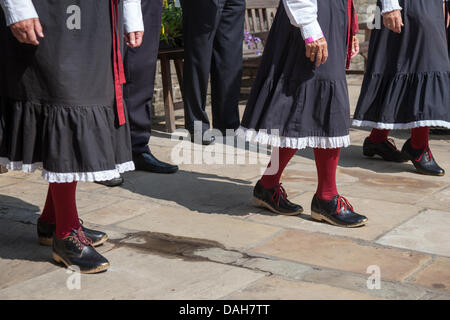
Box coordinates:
[38,219,108,247]
[253,181,303,216]
[52,228,110,274]
[401,139,445,176]
[363,137,408,162]
[311,195,368,228]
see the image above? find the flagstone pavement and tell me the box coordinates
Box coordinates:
[0,75,449,300]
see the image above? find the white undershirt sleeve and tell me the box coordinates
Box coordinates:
[380,0,403,15]
[282,0,323,41]
[123,0,144,33]
[0,0,38,26]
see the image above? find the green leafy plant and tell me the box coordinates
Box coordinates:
[160,0,183,47]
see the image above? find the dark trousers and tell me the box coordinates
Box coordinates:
[124,0,163,154]
[181,0,245,134]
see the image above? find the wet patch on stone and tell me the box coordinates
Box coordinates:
[432,283,446,289]
[110,231,228,262]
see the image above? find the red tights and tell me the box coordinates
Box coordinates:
[39,182,81,239]
[260,147,341,201]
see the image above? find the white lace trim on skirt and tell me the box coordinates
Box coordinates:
[236,126,350,149]
[0,158,135,183]
[352,119,450,130]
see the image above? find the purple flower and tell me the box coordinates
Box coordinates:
[244,30,262,56]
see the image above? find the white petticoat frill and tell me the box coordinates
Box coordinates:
[0,157,135,183]
[236,126,350,149]
[352,119,450,130]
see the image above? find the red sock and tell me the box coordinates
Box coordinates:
[39,185,56,224]
[260,147,298,189]
[50,182,81,239]
[410,127,429,150]
[314,148,340,201]
[369,129,391,144]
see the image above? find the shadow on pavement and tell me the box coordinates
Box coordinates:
[0,195,51,263]
[120,170,260,216]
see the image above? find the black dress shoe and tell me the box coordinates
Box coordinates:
[401,139,445,176]
[253,181,303,216]
[363,137,408,162]
[311,194,368,228]
[52,228,109,274]
[95,176,124,187]
[190,132,215,145]
[38,218,108,247]
[133,152,178,173]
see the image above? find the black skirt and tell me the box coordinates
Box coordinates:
[353,0,450,130]
[0,0,134,182]
[238,0,351,149]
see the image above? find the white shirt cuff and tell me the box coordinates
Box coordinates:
[300,20,323,41]
[123,1,144,33]
[381,0,402,14]
[1,0,38,26]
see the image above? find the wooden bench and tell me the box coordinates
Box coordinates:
[244,0,278,57]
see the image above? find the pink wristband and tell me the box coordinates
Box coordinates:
[305,33,324,44]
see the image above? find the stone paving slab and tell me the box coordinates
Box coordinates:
[224,276,381,300]
[0,219,59,290]
[417,187,450,212]
[250,229,431,281]
[408,257,450,291]
[300,268,429,300]
[0,247,265,300]
[376,210,450,257]
[115,204,282,250]
[0,180,123,216]
[95,169,260,213]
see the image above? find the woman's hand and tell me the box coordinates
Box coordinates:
[305,37,328,67]
[383,10,404,33]
[10,18,44,46]
[351,36,360,59]
[125,31,144,48]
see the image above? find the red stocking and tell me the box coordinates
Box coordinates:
[369,129,390,144]
[39,185,56,224]
[50,182,81,239]
[314,148,340,201]
[260,147,298,189]
[410,127,429,150]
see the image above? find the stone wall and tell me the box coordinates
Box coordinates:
[152,0,379,117]
[355,0,378,23]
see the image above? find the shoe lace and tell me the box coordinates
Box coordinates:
[272,183,288,206]
[415,146,432,162]
[74,226,92,247]
[336,196,354,215]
